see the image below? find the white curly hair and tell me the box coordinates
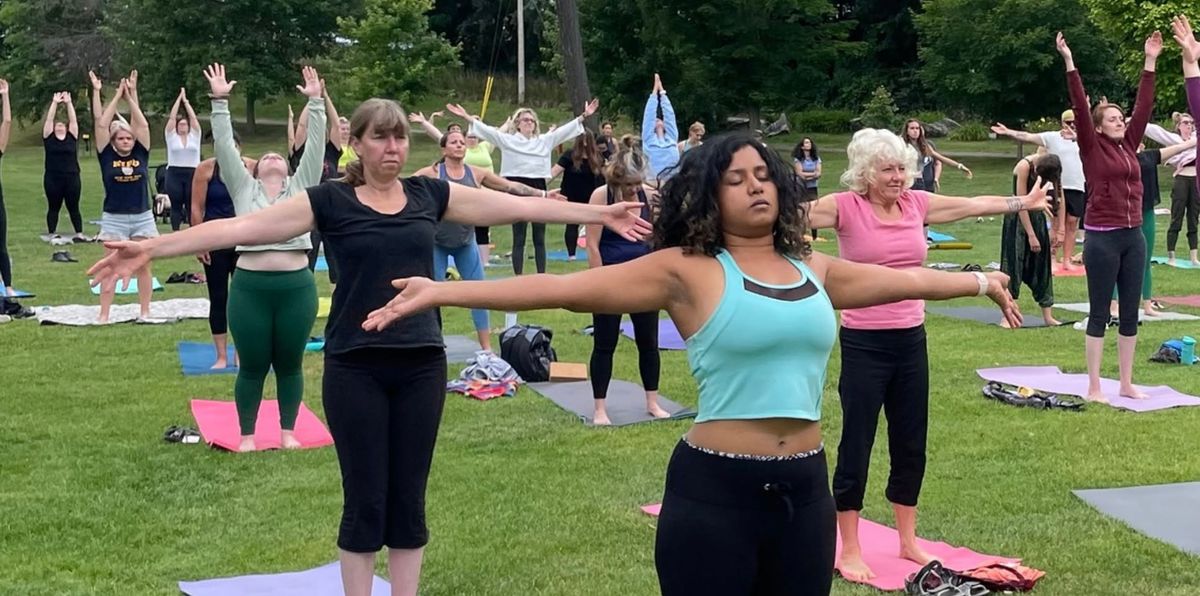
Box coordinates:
[839,128,920,194]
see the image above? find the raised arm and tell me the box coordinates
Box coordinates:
[1161,136,1198,162]
[65,93,79,138]
[1060,33,1096,152]
[1176,16,1200,126]
[90,72,111,149]
[43,93,60,138]
[89,191,318,290]
[182,90,201,137]
[1143,123,1182,147]
[363,248,684,332]
[287,105,296,150]
[816,252,1020,326]
[990,123,1047,146]
[0,80,9,154]
[659,92,679,143]
[292,71,327,187]
[408,112,444,142]
[464,114,509,150]
[324,82,341,151]
[924,181,1049,225]
[642,93,657,144]
[203,64,254,198]
[165,89,183,136]
[442,182,650,239]
[293,102,309,152]
[476,167,549,197]
[125,71,151,149]
[1125,32,1162,144]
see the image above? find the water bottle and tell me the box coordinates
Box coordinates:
[1182,336,1196,365]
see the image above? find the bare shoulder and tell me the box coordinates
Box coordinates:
[802,251,832,285]
[414,166,436,179]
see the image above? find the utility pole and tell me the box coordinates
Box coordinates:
[517,0,526,104]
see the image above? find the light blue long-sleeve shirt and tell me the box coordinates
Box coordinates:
[642,92,679,182]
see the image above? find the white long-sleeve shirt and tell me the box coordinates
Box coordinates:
[166,129,201,168]
[1144,123,1196,169]
[469,117,584,179]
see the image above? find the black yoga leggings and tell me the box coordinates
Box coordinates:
[590,311,660,398]
[655,441,835,596]
[165,166,196,231]
[307,230,339,284]
[833,325,929,512]
[0,185,10,287]
[202,248,239,335]
[564,193,591,257]
[507,176,547,274]
[323,347,448,553]
[1083,227,1145,337]
[1166,174,1199,252]
[44,173,83,234]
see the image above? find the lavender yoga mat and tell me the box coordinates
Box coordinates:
[620,318,686,350]
[179,561,389,595]
[976,366,1200,412]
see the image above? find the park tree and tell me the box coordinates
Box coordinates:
[104,0,357,130]
[582,0,852,130]
[336,0,461,105]
[1080,0,1192,113]
[0,0,115,119]
[830,0,925,109]
[429,0,555,78]
[916,0,1120,123]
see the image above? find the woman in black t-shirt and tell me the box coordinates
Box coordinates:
[42,92,85,242]
[0,78,21,313]
[89,97,650,595]
[549,130,606,260]
[89,70,157,324]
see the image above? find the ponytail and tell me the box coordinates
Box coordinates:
[342,159,366,186]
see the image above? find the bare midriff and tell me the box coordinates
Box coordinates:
[235,250,309,272]
[685,418,822,456]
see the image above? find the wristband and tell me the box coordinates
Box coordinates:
[972,272,989,297]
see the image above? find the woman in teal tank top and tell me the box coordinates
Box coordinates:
[362,133,1023,595]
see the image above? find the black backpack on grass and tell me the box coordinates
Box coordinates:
[499,325,557,382]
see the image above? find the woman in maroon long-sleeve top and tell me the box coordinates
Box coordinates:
[1175,15,1200,231]
[1056,30,1160,403]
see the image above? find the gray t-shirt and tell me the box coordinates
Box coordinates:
[1039,132,1085,192]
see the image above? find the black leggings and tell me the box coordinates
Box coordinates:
[307,230,339,284]
[323,347,447,552]
[202,248,238,335]
[564,194,591,257]
[1166,174,1199,252]
[655,441,835,596]
[44,173,83,234]
[590,311,660,398]
[833,325,929,511]
[0,186,11,287]
[507,176,547,274]
[165,166,196,231]
[1084,227,1145,337]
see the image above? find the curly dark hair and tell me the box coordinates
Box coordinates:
[652,132,811,258]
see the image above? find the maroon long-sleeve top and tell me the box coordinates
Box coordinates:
[1067,68,1156,229]
[1187,76,1200,196]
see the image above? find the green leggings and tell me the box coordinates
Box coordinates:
[227,268,318,435]
[1112,213,1155,302]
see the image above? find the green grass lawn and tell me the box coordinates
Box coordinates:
[1,127,1199,595]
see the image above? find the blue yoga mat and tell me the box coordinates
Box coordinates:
[314,256,329,272]
[535,250,575,262]
[927,230,956,243]
[89,277,164,295]
[0,284,34,298]
[1151,256,1200,270]
[178,342,238,376]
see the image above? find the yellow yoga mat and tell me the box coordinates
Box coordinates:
[317,297,331,318]
[928,242,974,250]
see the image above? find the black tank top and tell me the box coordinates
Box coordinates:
[205,162,236,221]
[599,187,652,265]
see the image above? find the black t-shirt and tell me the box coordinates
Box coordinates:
[290,141,343,182]
[557,153,605,203]
[44,133,80,175]
[1138,149,1162,212]
[98,141,151,214]
[308,177,451,355]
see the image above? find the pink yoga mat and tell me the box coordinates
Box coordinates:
[190,399,334,451]
[641,504,1015,591]
[977,366,1200,412]
[1052,263,1086,277]
[1157,295,1200,308]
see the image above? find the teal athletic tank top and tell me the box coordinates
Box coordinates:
[687,250,837,423]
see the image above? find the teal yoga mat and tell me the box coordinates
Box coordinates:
[89,277,164,295]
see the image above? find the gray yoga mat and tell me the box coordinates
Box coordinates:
[445,335,484,363]
[528,379,696,426]
[926,306,1062,328]
[1074,482,1200,556]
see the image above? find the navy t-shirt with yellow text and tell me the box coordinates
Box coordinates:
[98,141,151,214]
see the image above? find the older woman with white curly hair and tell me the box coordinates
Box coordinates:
[807,128,1050,584]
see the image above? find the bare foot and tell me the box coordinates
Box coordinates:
[1192,260,1200,267]
[1144,307,1161,318]
[647,402,671,419]
[1044,317,1062,327]
[837,552,876,582]
[97,315,109,325]
[899,545,939,567]
[1168,258,1177,266]
[211,358,229,370]
[4,288,14,297]
[238,436,256,452]
[1085,390,1109,404]
[140,311,152,320]
[280,431,302,449]
[592,411,612,426]
[1120,385,1149,400]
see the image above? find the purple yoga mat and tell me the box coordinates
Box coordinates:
[179,561,389,595]
[620,318,686,350]
[977,366,1200,412]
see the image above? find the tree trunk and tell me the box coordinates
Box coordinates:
[245,93,257,133]
[556,0,593,128]
[748,106,762,134]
